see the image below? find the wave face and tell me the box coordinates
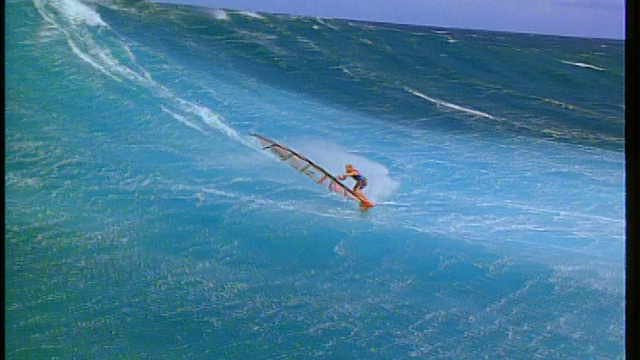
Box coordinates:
[6,0,625,358]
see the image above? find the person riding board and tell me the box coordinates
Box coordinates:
[338,164,368,202]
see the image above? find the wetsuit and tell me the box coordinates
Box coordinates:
[350,172,368,191]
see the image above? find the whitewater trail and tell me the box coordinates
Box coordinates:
[31,0,252,148]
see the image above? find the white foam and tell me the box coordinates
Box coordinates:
[237,10,264,19]
[316,17,339,30]
[560,60,605,71]
[405,87,497,120]
[208,8,229,20]
[52,0,107,27]
[70,40,124,82]
[51,157,79,169]
[160,106,206,134]
[297,37,322,52]
[174,98,242,140]
[339,65,354,76]
[122,43,152,81]
[36,24,62,42]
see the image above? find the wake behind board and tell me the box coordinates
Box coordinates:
[251,133,375,211]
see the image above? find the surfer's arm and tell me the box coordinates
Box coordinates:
[339,170,358,180]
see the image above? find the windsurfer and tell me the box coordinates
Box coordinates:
[338,164,368,201]
[251,133,374,210]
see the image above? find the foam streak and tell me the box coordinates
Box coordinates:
[405,87,497,120]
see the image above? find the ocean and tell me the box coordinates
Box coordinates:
[5,0,626,358]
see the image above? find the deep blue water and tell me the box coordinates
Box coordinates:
[5,0,625,358]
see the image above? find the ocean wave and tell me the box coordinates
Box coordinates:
[32,0,243,145]
[7,3,626,357]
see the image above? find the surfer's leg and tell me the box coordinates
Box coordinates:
[353,185,366,202]
[359,178,368,190]
[354,179,367,197]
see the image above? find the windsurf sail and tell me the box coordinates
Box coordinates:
[250,133,365,205]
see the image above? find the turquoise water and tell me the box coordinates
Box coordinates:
[5,0,625,358]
